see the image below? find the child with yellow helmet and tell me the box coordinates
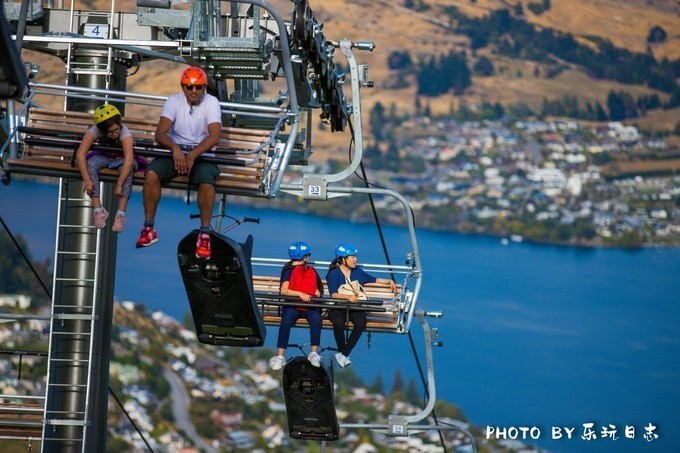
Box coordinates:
[76,104,145,232]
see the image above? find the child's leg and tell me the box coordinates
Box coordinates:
[87,154,110,202]
[307,309,322,350]
[88,155,112,228]
[118,169,134,212]
[118,196,129,212]
[112,171,133,232]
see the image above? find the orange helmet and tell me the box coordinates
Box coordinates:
[180,67,208,85]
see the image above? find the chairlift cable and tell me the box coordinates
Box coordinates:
[109,387,155,453]
[346,119,418,227]
[345,121,449,451]
[0,215,52,298]
[435,419,479,453]
[346,119,394,281]
[0,215,154,451]
[409,330,447,453]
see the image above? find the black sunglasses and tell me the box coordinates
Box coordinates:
[183,84,205,92]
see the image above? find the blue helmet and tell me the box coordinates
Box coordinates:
[335,242,358,258]
[288,241,312,260]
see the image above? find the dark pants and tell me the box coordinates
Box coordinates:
[276,307,322,349]
[328,309,367,357]
[147,157,219,185]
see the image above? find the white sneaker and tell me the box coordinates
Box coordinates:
[335,352,349,368]
[307,351,322,367]
[269,355,286,371]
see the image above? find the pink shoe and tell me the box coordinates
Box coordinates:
[93,208,108,229]
[112,212,126,232]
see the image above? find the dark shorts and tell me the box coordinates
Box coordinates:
[147,157,220,186]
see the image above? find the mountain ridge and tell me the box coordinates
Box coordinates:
[17,0,680,154]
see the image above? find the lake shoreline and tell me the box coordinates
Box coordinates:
[10,175,678,250]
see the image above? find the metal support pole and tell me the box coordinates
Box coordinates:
[7,99,17,158]
[42,49,129,452]
[341,309,438,436]
[76,51,128,453]
[324,39,367,184]
[43,178,98,452]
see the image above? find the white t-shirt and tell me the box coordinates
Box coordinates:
[160,92,222,156]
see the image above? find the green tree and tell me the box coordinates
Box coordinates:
[647,25,667,44]
[528,2,546,15]
[388,102,399,122]
[334,366,364,389]
[473,55,495,76]
[159,400,174,422]
[595,101,608,121]
[0,232,52,306]
[183,312,193,330]
[618,230,643,248]
[574,220,596,240]
[369,372,384,394]
[494,102,505,118]
[416,50,471,96]
[405,377,421,405]
[514,2,524,16]
[369,102,387,141]
[387,50,413,70]
[106,436,132,452]
[607,90,626,120]
[433,400,467,420]
[385,141,401,171]
[390,370,405,395]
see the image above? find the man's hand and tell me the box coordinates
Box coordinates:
[172,147,186,174]
[185,151,197,175]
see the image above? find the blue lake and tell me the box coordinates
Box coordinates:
[1,180,679,452]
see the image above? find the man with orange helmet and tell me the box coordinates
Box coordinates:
[136,66,222,260]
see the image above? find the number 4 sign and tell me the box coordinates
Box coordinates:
[83,24,109,39]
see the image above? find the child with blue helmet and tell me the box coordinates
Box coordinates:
[326,242,397,368]
[269,241,325,371]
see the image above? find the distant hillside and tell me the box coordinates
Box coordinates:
[18,0,680,155]
[338,0,680,114]
[0,231,51,307]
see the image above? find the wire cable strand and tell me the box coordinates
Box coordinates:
[0,214,154,452]
[344,119,461,452]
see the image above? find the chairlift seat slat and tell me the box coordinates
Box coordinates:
[5,108,278,196]
[251,274,405,333]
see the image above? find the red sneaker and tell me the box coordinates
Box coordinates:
[196,232,211,259]
[136,226,158,248]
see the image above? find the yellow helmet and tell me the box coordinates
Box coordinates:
[93,104,121,125]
